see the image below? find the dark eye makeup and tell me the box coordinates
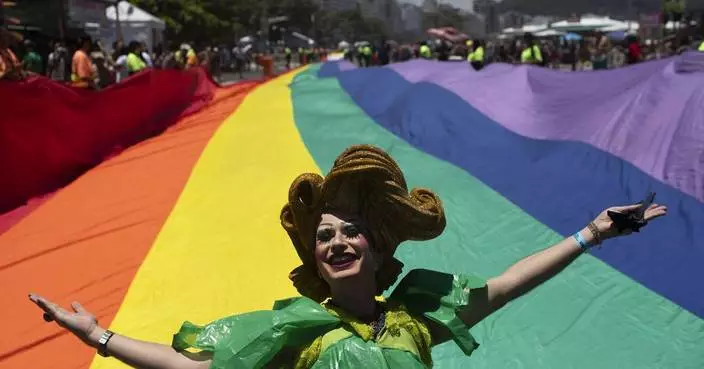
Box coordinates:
[343,224,360,238]
[316,229,335,243]
[315,223,362,243]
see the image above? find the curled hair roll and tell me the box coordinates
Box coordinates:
[281,145,446,302]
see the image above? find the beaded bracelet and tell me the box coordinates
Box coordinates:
[587,222,601,247]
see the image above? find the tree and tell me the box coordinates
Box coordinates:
[127,0,266,45]
[127,0,326,46]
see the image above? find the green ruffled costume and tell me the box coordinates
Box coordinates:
[172,269,486,369]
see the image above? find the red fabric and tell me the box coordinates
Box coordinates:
[0,67,219,213]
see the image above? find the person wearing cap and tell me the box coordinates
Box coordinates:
[29,146,667,369]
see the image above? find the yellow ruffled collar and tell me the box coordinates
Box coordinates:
[320,297,388,341]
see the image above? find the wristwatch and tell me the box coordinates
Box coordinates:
[97,330,115,357]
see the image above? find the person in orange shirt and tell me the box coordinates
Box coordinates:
[72,37,96,88]
[0,27,22,80]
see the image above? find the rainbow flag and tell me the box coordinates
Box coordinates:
[1,60,703,369]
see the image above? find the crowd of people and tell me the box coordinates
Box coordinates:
[491,31,700,71]
[0,30,206,87]
[343,30,703,72]
[3,24,703,87]
[0,29,313,87]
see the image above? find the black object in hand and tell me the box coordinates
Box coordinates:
[607,192,655,233]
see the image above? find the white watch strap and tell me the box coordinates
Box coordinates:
[98,330,114,357]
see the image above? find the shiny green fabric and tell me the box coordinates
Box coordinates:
[172,269,486,369]
[310,335,427,369]
[172,298,340,369]
[390,269,487,355]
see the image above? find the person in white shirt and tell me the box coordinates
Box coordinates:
[47,41,68,81]
[140,42,153,68]
[113,46,128,83]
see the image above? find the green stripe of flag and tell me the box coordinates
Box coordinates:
[289,66,704,369]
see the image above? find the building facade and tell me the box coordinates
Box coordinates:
[355,0,405,36]
[400,3,423,37]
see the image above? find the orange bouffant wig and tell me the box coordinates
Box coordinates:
[280,145,446,302]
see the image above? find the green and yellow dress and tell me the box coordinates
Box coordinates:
[172,269,486,369]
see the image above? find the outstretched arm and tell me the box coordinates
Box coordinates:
[29,295,210,369]
[458,202,667,329]
[85,327,211,369]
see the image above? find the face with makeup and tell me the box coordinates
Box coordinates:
[314,212,381,289]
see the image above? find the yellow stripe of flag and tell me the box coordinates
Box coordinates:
[91,69,320,368]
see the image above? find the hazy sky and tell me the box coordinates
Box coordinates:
[402,0,474,11]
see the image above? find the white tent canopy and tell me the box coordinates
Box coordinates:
[534,29,566,37]
[599,22,640,32]
[550,15,623,31]
[102,1,165,52]
[239,36,254,44]
[501,24,548,36]
[106,1,165,29]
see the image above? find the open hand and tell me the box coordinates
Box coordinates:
[593,203,668,241]
[28,294,101,347]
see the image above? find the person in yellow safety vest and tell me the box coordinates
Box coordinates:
[362,44,372,67]
[185,47,198,69]
[284,47,292,69]
[174,48,184,67]
[520,33,543,65]
[465,39,473,59]
[175,44,198,70]
[126,41,147,75]
[698,41,704,52]
[468,40,485,71]
[297,47,305,65]
[419,42,432,59]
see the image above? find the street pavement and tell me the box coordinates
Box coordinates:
[218,60,295,85]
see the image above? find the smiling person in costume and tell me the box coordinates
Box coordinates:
[29,145,667,369]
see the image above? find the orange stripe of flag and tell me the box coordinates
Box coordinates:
[0,83,258,369]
